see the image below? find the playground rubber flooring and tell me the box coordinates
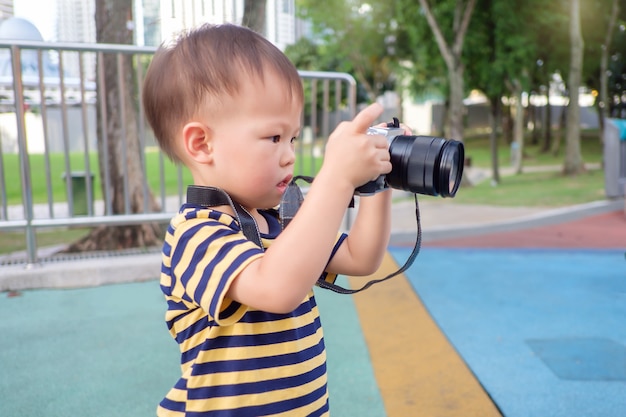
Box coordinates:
[0,209,624,416]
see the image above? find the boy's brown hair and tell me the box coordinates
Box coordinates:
[142,23,304,163]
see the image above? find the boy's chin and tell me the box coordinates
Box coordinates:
[266,196,284,210]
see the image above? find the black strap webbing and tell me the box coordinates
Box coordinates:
[315,193,421,294]
[185,181,421,294]
[187,186,263,249]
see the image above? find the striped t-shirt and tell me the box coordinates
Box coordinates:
[157,205,345,416]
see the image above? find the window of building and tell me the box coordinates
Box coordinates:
[281,0,292,14]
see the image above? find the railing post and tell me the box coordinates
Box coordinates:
[11,45,38,266]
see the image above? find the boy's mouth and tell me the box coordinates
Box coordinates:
[277,175,293,191]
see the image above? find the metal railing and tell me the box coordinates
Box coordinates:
[0,40,357,266]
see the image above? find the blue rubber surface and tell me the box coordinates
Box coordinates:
[390,247,626,417]
[0,279,383,417]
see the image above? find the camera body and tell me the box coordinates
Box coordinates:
[355,124,465,198]
[355,126,406,195]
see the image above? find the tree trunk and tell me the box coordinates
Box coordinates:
[551,104,566,156]
[541,87,552,153]
[418,0,476,142]
[511,79,524,174]
[448,67,465,140]
[65,0,161,252]
[242,0,267,35]
[489,96,501,185]
[502,104,512,145]
[598,0,619,142]
[563,0,585,175]
[530,96,539,145]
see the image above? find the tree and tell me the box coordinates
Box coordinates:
[524,2,569,154]
[394,2,447,107]
[415,0,476,141]
[464,0,572,158]
[595,0,620,134]
[465,0,539,180]
[66,0,161,252]
[574,0,624,137]
[563,0,586,175]
[464,0,504,183]
[606,24,626,119]
[242,0,267,34]
[296,0,399,101]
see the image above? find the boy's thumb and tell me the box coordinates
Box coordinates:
[351,103,383,132]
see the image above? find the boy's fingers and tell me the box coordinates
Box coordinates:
[350,103,383,133]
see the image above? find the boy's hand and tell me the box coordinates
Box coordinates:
[373,121,413,136]
[322,103,392,190]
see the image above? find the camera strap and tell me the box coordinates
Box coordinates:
[185,180,421,295]
[186,185,263,249]
[315,193,421,295]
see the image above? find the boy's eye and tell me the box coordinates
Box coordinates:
[267,134,298,143]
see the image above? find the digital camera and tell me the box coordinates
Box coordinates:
[355,121,465,197]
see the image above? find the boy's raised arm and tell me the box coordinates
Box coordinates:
[327,190,392,276]
[326,121,411,275]
[227,103,391,313]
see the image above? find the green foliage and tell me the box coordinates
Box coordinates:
[294,0,399,100]
[293,0,626,120]
[580,0,626,91]
[522,0,570,87]
[284,37,369,111]
[608,26,626,117]
[466,0,546,100]
[285,37,323,71]
[393,0,447,98]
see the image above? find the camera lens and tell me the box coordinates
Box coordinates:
[386,135,464,197]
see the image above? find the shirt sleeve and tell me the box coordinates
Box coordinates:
[317,232,348,286]
[166,213,264,326]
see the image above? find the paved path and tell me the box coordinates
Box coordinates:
[357,198,625,416]
[0,194,624,416]
[376,246,626,416]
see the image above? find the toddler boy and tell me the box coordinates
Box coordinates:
[143,23,396,416]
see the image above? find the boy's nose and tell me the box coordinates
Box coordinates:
[281,144,296,166]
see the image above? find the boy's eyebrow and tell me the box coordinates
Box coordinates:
[259,124,301,134]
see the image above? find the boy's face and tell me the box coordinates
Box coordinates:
[201,70,303,210]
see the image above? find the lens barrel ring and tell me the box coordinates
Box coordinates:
[386,135,464,197]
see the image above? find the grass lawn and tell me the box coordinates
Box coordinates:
[0,130,610,255]
[451,169,606,207]
[0,227,91,255]
[453,129,606,207]
[1,147,325,206]
[462,129,603,168]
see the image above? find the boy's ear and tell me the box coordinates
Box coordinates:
[182,122,213,163]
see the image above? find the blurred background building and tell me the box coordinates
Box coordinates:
[0,0,301,153]
[9,0,298,48]
[0,0,12,20]
[6,0,299,80]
